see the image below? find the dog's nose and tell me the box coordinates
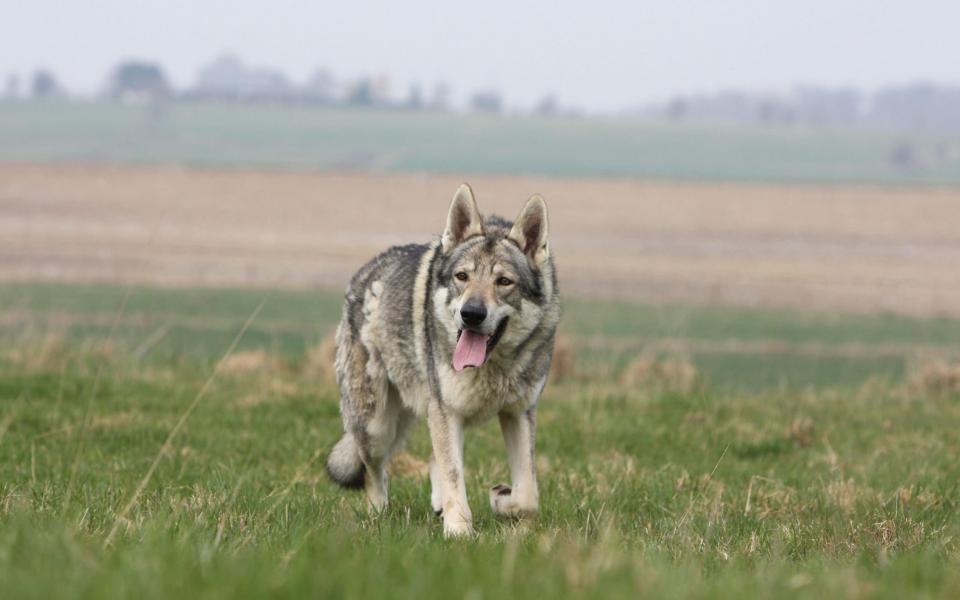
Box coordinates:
[460,303,487,327]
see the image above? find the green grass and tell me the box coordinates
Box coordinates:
[2,282,957,391]
[3,100,960,183]
[1,282,959,598]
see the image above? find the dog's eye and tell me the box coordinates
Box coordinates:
[496,277,514,286]
[455,271,468,282]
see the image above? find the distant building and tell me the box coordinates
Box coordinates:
[534,95,558,116]
[655,87,864,128]
[3,74,20,100]
[405,83,424,110]
[645,83,960,132]
[106,61,170,103]
[345,75,392,107]
[304,68,337,103]
[469,90,502,114]
[370,75,391,105]
[663,91,773,124]
[429,82,452,111]
[793,86,862,126]
[191,55,294,102]
[870,83,960,132]
[31,69,64,99]
[346,78,374,107]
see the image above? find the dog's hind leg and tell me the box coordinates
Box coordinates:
[363,384,418,509]
[326,298,404,511]
[327,342,393,510]
[330,383,405,511]
[356,385,404,511]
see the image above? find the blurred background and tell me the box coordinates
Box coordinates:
[6,5,960,593]
[2,0,960,391]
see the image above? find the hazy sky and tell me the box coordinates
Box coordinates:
[2,0,957,111]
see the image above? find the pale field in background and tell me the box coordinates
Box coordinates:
[2,164,959,316]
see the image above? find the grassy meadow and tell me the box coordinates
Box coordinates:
[1,282,959,597]
[3,100,960,183]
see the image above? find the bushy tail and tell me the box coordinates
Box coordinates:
[325,433,365,489]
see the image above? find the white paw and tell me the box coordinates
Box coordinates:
[367,494,388,513]
[441,503,474,537]
[443,516,474,538]
[366,482,388,513]
[489,484,538,518]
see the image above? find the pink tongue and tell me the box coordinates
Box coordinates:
[453,330,489,371]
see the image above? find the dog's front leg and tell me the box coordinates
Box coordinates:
[427,399,473,537]
[490,407,539,518]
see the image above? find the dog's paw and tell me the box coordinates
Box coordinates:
[442,516,474,538]
[489,484,538,518]
[440,500,474,537]
[366,493,388,513]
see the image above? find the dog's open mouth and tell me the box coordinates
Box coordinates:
[453,318,508,372]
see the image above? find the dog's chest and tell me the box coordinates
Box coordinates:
[437,364,530,421]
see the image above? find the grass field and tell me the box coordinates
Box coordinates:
[2,282,959,598]
[3,100,960,183]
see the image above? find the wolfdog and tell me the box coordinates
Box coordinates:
[325,184,560,536]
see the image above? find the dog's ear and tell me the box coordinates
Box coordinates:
[508,194,550,266]
[441,184,484,252]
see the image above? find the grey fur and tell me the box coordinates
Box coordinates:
[325,184,560,536]
[325,433,365,489]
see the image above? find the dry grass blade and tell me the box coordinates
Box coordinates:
[261,449,322,523]
[132,322,173,360]
[0,412,15,446]
[104,299,266,547]
[62,287,133,513]
[671,444,729,537]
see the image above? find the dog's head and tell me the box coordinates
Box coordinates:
[437,184,554,372]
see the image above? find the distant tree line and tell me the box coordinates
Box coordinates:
[4,56,960,130]
[2,56,570,117]
[643,84,960,132]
